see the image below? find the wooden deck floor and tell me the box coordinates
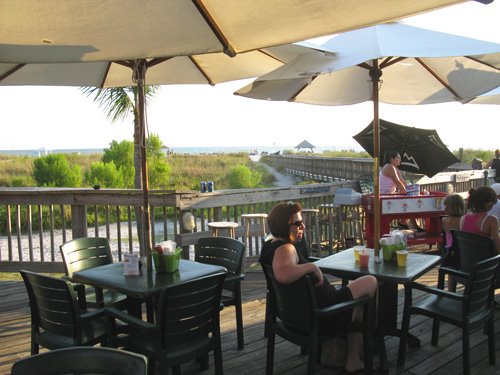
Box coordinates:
[1,264,499,375]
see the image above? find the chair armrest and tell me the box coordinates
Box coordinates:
[104,307,155,331]
[72,283,88,311]
[80,307,106,320]
[225,274,244,283]
[439,266,469,279]
[308,256,321,262]
[316,295,373,317]
[409,282,464,301]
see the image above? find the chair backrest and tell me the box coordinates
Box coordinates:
[261,264,316,332]
[450,230,496,273]
[195,237,246,289]
[20,270,83,342]
[60,237,114,278]
[11,346,148,375]
[156,271,226,348]
[462,254,500,320]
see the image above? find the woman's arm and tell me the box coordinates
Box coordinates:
[485,216,500,253]
[272,243,323,285]
[385,165,407,194]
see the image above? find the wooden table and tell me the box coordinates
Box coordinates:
[315,248,441,370]
[73,260,226,322]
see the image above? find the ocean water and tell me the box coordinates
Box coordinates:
[0,145,344,157]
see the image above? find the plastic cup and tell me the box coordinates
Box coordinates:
[396,250,408,267]
[353,246,364,261]
[359,251,370,267]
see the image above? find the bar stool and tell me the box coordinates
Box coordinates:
[241,213,268,239]
[301,208,321,256]
[207,221,239,238]
[341,204,364,248]
[241,213,268,256]
[318,203,344,254]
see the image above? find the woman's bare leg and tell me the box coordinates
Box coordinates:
[344,275,378,372]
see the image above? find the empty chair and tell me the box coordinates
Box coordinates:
[195,236,246,350]
[262,264,374,375]
[11,346,148,375]
[60,237,127,309]
[20,270,108,354]
[397,254,500,375]
[106,272,226,375]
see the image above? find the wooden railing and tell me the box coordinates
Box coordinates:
[1,156,495,273]
[0,181,357,272]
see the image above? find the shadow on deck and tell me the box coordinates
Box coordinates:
[1,263,499,375]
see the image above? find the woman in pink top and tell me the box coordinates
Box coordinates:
[380,151,407,194]
[460,186,500,252]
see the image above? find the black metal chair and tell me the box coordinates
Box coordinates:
[262,264,374,375]
[195,236,246,350]
[20,270,108,354]
[397,254,500,375]
[105,271,226,375]
[11,346,148,375]
[60,237,127,309]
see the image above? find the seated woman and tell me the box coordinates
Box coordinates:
[460,186,500,252]
[259,202,377,373]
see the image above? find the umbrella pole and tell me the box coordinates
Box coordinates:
[135,60,153,272]
[371,60,381,260]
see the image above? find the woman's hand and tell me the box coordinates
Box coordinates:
[310,263,324,287]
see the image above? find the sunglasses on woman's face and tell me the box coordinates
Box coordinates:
[290,220,304,228]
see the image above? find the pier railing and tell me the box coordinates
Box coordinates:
[0,160,494,273]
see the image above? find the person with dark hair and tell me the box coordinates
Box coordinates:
[486,149,500,183]
[380,151,407,195]
[380,151,425,231]
[460,186,500,252]
[259,202,377,373]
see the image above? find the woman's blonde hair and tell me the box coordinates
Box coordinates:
[444,194,465,217]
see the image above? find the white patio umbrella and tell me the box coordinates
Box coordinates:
[0,42,327,270]
[465,86,500,104]
[235,22,500,256]
[0,0,488,267]
[0,0,481,62]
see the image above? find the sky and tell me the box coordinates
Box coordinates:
[1,1,499,152]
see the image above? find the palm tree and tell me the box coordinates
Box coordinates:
[81,86,160,254]
[81,86,160,189]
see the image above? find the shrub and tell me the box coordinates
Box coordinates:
[86,161,126,188]
[33,154,82,187]
[227,164,262,189]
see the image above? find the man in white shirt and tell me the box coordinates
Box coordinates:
[488,183,500,222]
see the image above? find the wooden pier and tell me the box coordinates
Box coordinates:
[1,262,499,375]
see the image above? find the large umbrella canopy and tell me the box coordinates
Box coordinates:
[353,119,459,177]
[465,86,500,104]
[0,0,487,267]
[0,42,325,271]
[0,0,480,62]
[235,22,500,255]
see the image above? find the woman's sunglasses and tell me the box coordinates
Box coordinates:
[290,220,304,228]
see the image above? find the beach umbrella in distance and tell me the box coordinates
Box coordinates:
[0,0,490,266]
[235,22,500,255]
[353,119,459,177]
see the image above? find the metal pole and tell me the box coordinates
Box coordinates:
[370,59,382,259]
